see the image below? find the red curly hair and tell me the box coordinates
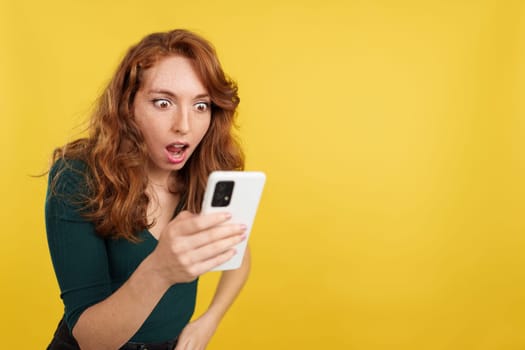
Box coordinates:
[51,29,244,241]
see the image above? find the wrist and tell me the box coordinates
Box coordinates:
[140,252,173,291]
[201,305,226,326]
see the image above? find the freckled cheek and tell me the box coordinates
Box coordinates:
[200,120,212,139]
[135,120,162,150]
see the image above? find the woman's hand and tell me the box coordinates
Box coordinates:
[174,249,252,350]
[174,313,219,350]
[151,210,246,285]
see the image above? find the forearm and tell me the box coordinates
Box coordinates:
[72,253,172,350]
[205,247,251,323]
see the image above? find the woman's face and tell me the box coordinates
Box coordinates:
[133,55,211,182]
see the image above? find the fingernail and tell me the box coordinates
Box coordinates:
[240,224,247,230]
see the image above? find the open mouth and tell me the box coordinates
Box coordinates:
[166,143,189,162]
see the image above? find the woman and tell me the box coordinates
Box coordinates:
[46,29,250,350]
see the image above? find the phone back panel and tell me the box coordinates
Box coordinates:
[201,171,266,271]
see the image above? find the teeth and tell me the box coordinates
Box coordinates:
[167,143,186,152]
[167,143,186,158]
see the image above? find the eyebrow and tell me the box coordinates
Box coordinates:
[147,89,210,100]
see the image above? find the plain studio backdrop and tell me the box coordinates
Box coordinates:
[1,0,525,349]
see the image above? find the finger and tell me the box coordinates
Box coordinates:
[193,231,245,262]
[185,223,246,250]
[170,224,244,255]
[169,211,232,236]
[192,248,238,274]
[174,328,190,350]
[171,225,246,265]
[173,335,186,350]
[176,336,192,350]
[171,229,244,270]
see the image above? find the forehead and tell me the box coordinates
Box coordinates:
[140,55,207,92]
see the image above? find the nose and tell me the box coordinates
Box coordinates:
[172,107,190,134]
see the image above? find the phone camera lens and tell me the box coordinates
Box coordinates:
[212,181,234,207]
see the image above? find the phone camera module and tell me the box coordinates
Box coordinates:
[211,181,234,207]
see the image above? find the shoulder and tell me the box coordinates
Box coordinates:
[48,158,91,197]
[50,158,88,177]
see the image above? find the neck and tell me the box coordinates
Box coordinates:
[145,162,174,187]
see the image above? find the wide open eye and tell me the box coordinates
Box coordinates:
[153,99,172,109]
[194,102,210,113]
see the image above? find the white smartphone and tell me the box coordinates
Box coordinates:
[201,171,266,271]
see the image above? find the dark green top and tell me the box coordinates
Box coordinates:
[45,159,197,342]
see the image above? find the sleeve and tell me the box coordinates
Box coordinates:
[45,159,112,332]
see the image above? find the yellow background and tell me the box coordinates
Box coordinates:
[1,0,525,348]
